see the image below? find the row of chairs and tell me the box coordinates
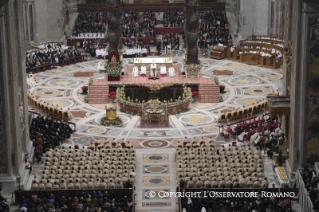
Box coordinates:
[218,100,268,123]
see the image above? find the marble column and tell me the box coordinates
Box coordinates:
[0,0,31,194]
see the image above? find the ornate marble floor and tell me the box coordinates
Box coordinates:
[28,55,283,212]
[29,55,282,146]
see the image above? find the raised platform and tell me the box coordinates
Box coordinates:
[88,66,219,104]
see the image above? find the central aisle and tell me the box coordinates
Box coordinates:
[135,148,178,212]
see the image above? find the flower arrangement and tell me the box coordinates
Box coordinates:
[104,61,123,77]
[81,85,88,94]
[192,90,199,98]
[109,82,199,91]
[100,116,123,126]
[219,85,225,93]
[108,91,117,100]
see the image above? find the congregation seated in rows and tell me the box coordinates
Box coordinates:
[176,145,268,189]
[31,144,136,190]
[16,190,134,212]
[121,11,156,38]
[26,44,83,72]
[181,190,293,212]
[73,12,107,37]
[30,116,73,163]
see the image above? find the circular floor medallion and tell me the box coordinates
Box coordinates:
[141,140,170,148]
[179,114,214,125]
[149,141,163,147]
[145,166,167,173]
[228,77,259,86]
[35,88,64,98]
[87,128,106,134]
[148,178,164,184]
[46,99,74,108]
[47,79,79,87]
[148,155,164,161]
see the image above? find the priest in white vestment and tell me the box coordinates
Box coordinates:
[160,65,167,77]
[168,65,175,77]
[140,64,147,76]
[132,66,139,77]
[150,63,157,77]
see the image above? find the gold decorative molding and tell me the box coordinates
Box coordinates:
[268,106,290,117]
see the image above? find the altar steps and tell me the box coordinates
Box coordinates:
[87,85,109,104]
[198,84,220,103]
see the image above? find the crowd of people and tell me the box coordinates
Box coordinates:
[73,12,107,37]
[162,10,184,27]
[197,10,230,47]
[16,190,133,212]
[300,165,319,210]
[181,192,293,212]
[177,145,268,189]
[26,43,82,73]
[29,116,73,162]
[161,32,180,50]
[121,11,156,38]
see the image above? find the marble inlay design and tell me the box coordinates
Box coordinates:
[86,128,107,134]
[143,176,170,186]
[72,136,95,144]
[234,97,261,106]
[224,62,252,72]
[142,202,171,207]
[130,130,144,137]
[165,129,180,136]
[35,88,64,98]
[264,74,282,80]
[143,189,170,199]
[143,165,169,174]
[202,126,219,133]
[242,86,272,96]
[143,154,169,163]
[45,99,74,108]
[228,77,259,86]
[107,129,122,136]
[180,114,214,125]
[144,131,166,137]
[141,140,170,148]
[189,128,202,135]
[47,79,79,87]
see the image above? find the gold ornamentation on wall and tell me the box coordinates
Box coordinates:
[268,106,290,117]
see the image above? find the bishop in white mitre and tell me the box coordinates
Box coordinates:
[168,65,175,77]
[160,65,167,77]
[132,66,139,77]
[140,64,147,76]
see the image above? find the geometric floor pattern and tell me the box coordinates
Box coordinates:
[29,55,282,147]
[27,55,283,212]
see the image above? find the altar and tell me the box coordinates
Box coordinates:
[133,57,173,70]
